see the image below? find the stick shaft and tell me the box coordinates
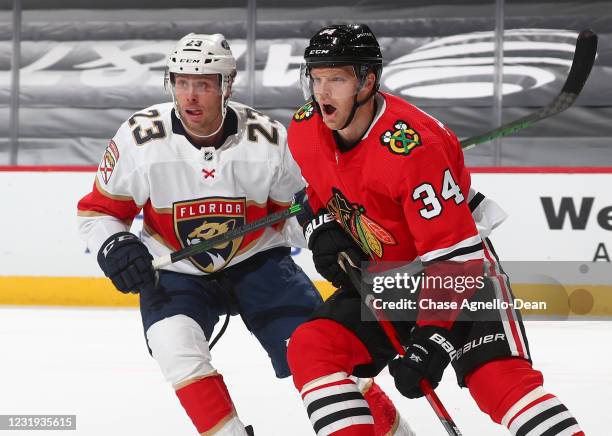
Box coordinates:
[339,253,462,436]
[460,29,597,150]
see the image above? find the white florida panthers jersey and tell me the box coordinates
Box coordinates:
[78,101,306,275]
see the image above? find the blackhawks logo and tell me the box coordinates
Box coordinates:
[327,188,396,260]
[293,101,315,122]
[380,120,422,156]
[173,197,246,273]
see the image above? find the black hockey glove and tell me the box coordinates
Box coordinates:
[304,211,364,289]
[388,325,455,399]
[97,232,156,294]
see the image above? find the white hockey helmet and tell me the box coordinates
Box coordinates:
[165,33,237,121]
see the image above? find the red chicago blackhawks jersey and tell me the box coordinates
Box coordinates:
[78,101,305,275]
[288,92,506,267]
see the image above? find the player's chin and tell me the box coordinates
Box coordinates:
[181,107,205,123]
[321,112,346,130]
[182,118,209,135]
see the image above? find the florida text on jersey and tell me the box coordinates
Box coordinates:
[78,101,305,275]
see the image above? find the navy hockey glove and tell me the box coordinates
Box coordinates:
[388,326,455,399]
[304,212,364,289]
[97,232,156,294]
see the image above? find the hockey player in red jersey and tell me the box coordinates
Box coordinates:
[286,24,584,436]
[77,32,411,436]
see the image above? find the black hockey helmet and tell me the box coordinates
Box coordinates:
[304,24,382,66]
[301,24,383,130]
[303,24,383,91]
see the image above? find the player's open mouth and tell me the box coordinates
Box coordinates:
[185,109,203,116]
[322,104,336,115]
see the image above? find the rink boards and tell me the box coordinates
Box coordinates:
[1,168,611,317]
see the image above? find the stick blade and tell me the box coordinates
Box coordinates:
[561,29,598,95]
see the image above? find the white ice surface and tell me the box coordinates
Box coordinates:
[0,307,609,435]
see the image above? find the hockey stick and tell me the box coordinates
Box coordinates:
[338,252,463,436]
[151,203,304,269]
[460,29,598,150]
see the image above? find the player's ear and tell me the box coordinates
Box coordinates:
[363,71,376,93]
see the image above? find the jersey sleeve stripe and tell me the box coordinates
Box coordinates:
[142,222,177,251]
[77,210,114,218]
[151,205,172,214]
[142,202,181,251]
[77,181,141,222]
[420,234,484,263]
[425,242,484,263]
[468,191,485,212]
[94,177,136,202]
[268,198,293,208]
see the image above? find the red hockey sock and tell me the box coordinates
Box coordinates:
[362,380,399,436]
[466,358,582,435]
[175,373,235,434]
[288,319,376,435]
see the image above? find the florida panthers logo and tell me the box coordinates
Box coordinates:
[98,140,120,184]
[293,101,315,122]
[380,120,422,156]
[327,188,396,260]
[173,197,246,273]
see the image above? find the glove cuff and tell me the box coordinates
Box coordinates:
[98,231,138,258]
[97,231,142,276]
[303,212,337,249]
[411,325,458,364]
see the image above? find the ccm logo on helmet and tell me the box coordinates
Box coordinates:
[309,49,330,54]
[179,59,201,63]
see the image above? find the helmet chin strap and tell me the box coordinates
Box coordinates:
[338,77,377,130]
[339,92,368,130]
[325,69,376,131]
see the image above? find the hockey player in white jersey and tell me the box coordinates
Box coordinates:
[77,33,413,435]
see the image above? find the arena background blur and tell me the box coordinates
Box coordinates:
[1,0,611,166]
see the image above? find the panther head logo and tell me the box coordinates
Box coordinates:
[187,219,236,249]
